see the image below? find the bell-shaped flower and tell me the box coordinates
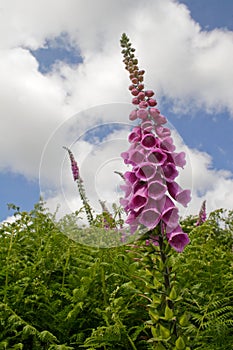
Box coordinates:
[141,120,153,132]
[120,182,132,201]
[174,151,186,168]
[160,137,176,152]
[147,148,167,165]
[167,225,190,252]
[135,162,156,181]
[139,207,161,230]
[125,211,138,224]
[148,181,167,200]
[141,133,157,149]
[155,126,171,138]
[129,186,148,212]
[133,180,147,194]
[119,197,130,211]
[121,144,137,165]
[124,171,138,184]
[161,196,179,232]
[128,126,142,143]
[162,163,179,182]
[149,108,167,125]
[129,148,146,165]
[167,181,191,207]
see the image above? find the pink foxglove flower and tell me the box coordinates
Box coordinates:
[196,200,207,226]
[120,34,191,252]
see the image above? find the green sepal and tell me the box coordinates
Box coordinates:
[154,343,167,350]
[175,336,186,350]
[159,260,164,271]
[179,312,190,327]
[159,324,170,339]
[165,305,174,320]
[149,309,160,323]
[153,278,163,289]
[169,286,177,300]
[151,326,159,338]
[152,295,162,305]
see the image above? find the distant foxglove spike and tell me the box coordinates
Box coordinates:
[63,146,79,181]
[196,200,207,226]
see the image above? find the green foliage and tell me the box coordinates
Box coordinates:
[0,203,232,349]
[178,209,233,349]
[0,201,147,349]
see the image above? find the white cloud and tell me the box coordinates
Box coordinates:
[0,47,68,178]
[0,0,232,220]
[172,132,233,215]
[0,214,19,226]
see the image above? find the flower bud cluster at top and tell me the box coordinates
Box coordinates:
[120,33,191,252]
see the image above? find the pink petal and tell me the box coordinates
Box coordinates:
[135,162,156,181]
[155,126,171,138]
[160,137,176,152]
[148,181,167,200]
[147,149,167,165]
[141,134,157,149]
[167,181,191,207]
[139,208,161,230]
[167,226,190,252]
[162,163,179,181]
[124,171,138,184]
[149,108,167,125]
[141,120,153,132]
[161,196,179,231]
[129,149,146,164]
[128,127,142,143]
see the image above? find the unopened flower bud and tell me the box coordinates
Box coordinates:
[145,90,154,97]
[137,109,148,119]
[138,83,144,90]
[138,91,145,100]
[129,73,135,80]
[129,110,138,120]
[148,98,157,107]
[138,69,145,75]
[131,77,138,84]
[132,97,140,105]
[139,101,148,109]
[131,88,139,96]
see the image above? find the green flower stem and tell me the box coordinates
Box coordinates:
[157,227,175,312]
[76,177,93,225]
[144,225,180,348]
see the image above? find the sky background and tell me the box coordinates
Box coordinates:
[0,0,233,223]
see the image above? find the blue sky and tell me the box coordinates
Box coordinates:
[0,0,232,221]
[180,0,233,31]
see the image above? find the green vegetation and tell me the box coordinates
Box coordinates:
[0,202,232,349]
